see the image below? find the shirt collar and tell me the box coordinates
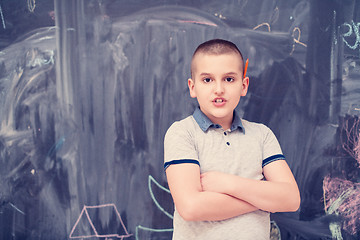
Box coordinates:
[192,107,245,133]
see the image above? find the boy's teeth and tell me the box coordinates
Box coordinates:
[215,99,223,103]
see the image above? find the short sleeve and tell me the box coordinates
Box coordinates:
[164,120,199,171]
[262,125,285,167]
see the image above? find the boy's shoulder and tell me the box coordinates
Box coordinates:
[240,118,273,134]
[175,114,194,124]
[240,118,264,128]
[166,115,198,134]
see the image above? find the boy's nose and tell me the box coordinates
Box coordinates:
[214,81,224,95]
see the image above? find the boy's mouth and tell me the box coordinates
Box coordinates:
[213,98,226,103]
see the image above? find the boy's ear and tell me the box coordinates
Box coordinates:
[241,76,249,96]
[188,78,197,98]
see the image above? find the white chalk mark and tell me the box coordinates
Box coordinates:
[329,222,343,240]
[69,203,132,239]
[326,188,354,215]
[27,50,55,68]
[0,3,6,29]
[270,221,281,240]
[270,7,280,25]
[177,20,217,27]
[27,0,36,13]
[9,203,25,215]
[214,13,226,20]
[329,10,338,122]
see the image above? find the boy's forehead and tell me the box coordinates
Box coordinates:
[191,52,244,72]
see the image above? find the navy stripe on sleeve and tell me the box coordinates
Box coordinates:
[262,154,285,167]
[164,159,200,170]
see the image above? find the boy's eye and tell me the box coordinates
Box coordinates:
[225,77,234,82]
[203,78,212,83]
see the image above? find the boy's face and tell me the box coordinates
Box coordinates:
[188,52,249,129]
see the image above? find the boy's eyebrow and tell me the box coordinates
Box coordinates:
[223,72,239,76]
[199,72,240,76]
[199,72,212,76]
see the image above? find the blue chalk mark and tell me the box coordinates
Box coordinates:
[0,4,5,29]
[135,225,173,240]
[342,21,360,50]
[135,175,174,239]
[148,175,173,220]
[47,137,66,157]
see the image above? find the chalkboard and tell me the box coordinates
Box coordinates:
[0,0,359,239]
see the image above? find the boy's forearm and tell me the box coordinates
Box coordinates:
[165,164,259,222]
[201,161,301,213]
[222,175,300,213]
[181,191,258,222]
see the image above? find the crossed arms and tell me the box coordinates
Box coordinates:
[165,160,300,222]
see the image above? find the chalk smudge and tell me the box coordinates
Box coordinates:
[341,116,360,166]
[323,175,360,235]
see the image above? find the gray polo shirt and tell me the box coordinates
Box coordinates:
[164,108,285,240]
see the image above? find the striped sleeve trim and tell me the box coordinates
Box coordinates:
[262,154,286,167]
[164,159,200,170]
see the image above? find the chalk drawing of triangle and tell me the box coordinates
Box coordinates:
[69,203,132,239]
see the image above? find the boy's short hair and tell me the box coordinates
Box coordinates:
[191,39,245,78]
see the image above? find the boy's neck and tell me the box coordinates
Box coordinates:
[218,121,231,131]
[199,108,233,130]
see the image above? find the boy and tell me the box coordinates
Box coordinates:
[164,39,300,240]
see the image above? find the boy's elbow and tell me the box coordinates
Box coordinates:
[287,189,301,212]
[292,194,301,211]
[272,187,301,213]
[269,196,300,213]
[179,210,197,221]
[177,200,202,221]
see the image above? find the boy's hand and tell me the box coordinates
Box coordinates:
[201,171,234,194]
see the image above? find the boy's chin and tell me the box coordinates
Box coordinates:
[203,110,234,121]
